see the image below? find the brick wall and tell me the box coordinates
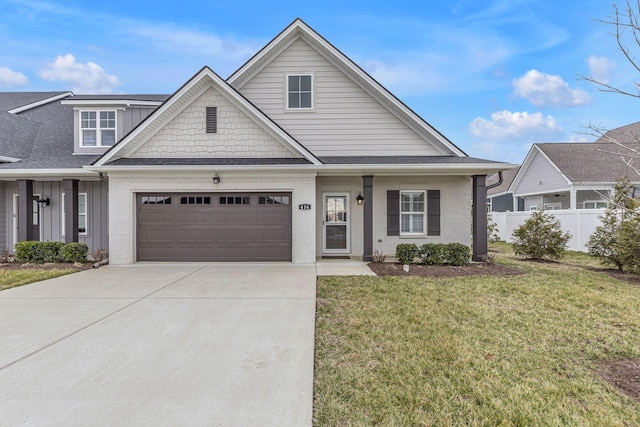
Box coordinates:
[107,171,316,264]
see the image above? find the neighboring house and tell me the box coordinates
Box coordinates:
[486,166,523,212]
[509,141,640,211]
[1,19,513,264]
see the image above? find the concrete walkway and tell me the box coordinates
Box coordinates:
[0,263,316,426]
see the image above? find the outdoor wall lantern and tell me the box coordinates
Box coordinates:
[36,195,50,206]
[356,192,364,206]
[212,174,221,184]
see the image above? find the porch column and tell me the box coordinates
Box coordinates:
[17,179,34,242]
[570,189,577,210]
[513,195,520,211]
[63,179,79,243]
[472,175,487,262]
[362,175,374,262]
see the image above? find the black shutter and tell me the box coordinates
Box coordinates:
[387,190,399,236]
[427,190,440,236]
[206,107,217,133]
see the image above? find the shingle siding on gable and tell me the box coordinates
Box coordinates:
[514,150,568,195]
[237,38,441,157]
[130,87,298,158]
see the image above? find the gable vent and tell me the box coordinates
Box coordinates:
[206,107,217,133]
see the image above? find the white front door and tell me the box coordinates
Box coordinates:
[323,193,349,253]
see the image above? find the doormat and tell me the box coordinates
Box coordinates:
[321,256,351,260]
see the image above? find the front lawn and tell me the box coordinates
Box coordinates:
[0,269,78,291]
[314,245,640,426]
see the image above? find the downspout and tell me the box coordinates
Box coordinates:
[99,172,109,183]
[486,171,503,191]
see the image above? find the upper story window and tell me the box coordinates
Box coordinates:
[287,74,313,109]
[80,110,116,147]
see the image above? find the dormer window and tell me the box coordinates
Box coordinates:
[286,74,313,109]
[80,110,116,147]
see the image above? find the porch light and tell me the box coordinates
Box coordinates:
[36,195,50,206]
[212,174,221,184]
[356,192,364,205]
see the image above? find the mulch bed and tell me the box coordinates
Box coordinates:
[367,262,523,277]
[0,262,93,271]
[599,359,640,403]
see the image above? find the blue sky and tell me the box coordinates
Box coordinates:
[0,0,638,163]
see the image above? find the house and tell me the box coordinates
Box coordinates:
[509,141,640,211]
[486,166,523,212]
[1,19,513,264]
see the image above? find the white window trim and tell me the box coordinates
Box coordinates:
[285,73,315,111]
[543,202,562,211]
[61,192,88,236]
[583,200,608,209]
[79,109,117,147]
[529,206,539,211]
[400,190,427,236]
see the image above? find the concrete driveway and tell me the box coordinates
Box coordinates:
[0,263,316,426]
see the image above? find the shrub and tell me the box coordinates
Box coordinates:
[396,243,419,265]
[587,177,639,271]
[60,242,89,263]
[371,250,386,263]
[90,248,109,262]
[446,243,471,266]
[487,214,500,243]
[420,243,448,265]
[15,241,63,263]
[618,215,640,273]
[511,211,571,260]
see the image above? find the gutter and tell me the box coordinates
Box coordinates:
[486,171,503,190]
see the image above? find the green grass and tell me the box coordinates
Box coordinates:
[314,244,640,426]
[0,269,77,291]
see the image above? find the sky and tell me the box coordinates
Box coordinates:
[0,0,638,164]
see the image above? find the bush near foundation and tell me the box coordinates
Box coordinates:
[60,242,89,263]
[396,243,470,266]
[14,241,88,263]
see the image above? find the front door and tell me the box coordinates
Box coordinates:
[323,193,349,253]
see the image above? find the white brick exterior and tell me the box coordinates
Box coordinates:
[131,87,299,159]
[107,171,316,265]
[315,175,472,259]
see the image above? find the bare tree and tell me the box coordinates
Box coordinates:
[577,1,640,178]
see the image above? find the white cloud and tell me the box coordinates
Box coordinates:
[512,69,590,108]
[0,66,29,87]
[470,110,563,141]
[125,24,257,61]
[587,55,616,84]
[39,54,121,93]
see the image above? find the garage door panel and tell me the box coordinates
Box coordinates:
[137,193,292,262]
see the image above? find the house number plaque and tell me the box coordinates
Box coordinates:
[298,204,312,210]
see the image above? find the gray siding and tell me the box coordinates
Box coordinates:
[4,180,108,254]
[238,38,441,157]
[122,107,156,136]
[513,150,569,196]
[74,107,157,155]
[0,182,5,249]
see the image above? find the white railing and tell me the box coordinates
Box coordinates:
[491,209,605,252]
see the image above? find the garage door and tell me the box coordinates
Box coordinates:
[136,193,292,262]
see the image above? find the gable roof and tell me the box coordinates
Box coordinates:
[537,143,640,183]
[0,91,71,113]
[487,166,520,196]
[93,66,322,167]
[0,96,101,174]
[227,18,467,158]
[596,121,640,144]
[509,143,640,193]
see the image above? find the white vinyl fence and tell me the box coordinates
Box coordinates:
[491,209,605,252]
